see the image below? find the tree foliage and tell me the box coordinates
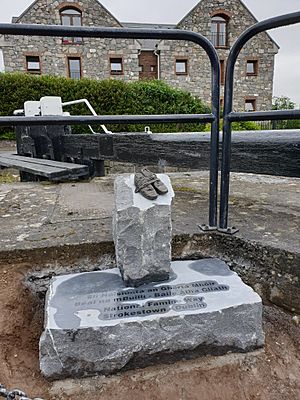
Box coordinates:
[272,96,295,110]
[271,95,300,129]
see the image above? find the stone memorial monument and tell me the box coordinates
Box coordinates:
[39,172,264,380]
[113,173,174,286]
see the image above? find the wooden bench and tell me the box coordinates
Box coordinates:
[0,153,89,181]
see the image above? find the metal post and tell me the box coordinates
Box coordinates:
[93,159,105,177]
[219,11,300,233]
[208,63,220,229]
[62,99,112,134]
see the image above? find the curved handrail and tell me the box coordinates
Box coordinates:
[220,11,300,232]
[0,23,221,228]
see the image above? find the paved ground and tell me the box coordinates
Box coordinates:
[0,140,16,152]
[0,171,299,254]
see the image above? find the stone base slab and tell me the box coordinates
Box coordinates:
[40,258,264,380]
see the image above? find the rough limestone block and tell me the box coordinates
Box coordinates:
[113,174,175,286]
[39,259,264,380]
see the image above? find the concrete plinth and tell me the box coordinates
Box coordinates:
[113,174,174,286]
[39,258,264,380]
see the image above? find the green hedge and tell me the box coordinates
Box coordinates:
[0,73,210,136]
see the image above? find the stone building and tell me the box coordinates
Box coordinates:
[0,0,279,111]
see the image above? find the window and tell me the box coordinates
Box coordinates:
[175,59,188,75]
[211,15,228,48]
[60,7,82,44]
[245,99,256,112]
[150,65,156,72]
[110,58,123,75]
[246,60,258,76]
[68,57,81,79]
[220,59,225,85]
[26,56,41,74]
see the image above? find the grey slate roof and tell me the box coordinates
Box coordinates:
[122,22,175,50]
[122,22,175,29]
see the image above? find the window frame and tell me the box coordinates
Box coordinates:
[211,14,229,48]
[246,60,259,76]
[220,98,224,110]
[67,56,82,79]
[25,55,41,75]
[175,58,188,76]
[110,57,123,76]
[220,59,225,85]
[245,98,257,112]
[60,7,83,45]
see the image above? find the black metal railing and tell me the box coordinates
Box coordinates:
[0,23,220,230]
[220,11,300,233]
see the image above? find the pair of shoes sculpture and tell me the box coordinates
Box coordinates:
[134,167,168,200]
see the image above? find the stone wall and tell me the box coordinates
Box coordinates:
[2,0,141,81]
[1,0,278,111]
[158,0,278,111]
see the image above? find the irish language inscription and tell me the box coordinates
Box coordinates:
[64,280,230,323]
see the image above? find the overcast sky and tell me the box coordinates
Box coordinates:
[0,0,299,105]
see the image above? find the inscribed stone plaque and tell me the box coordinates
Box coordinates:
[40,258,264,380]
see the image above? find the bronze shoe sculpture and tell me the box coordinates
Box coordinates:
[141,167,168,195]
[134,173,158,200]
